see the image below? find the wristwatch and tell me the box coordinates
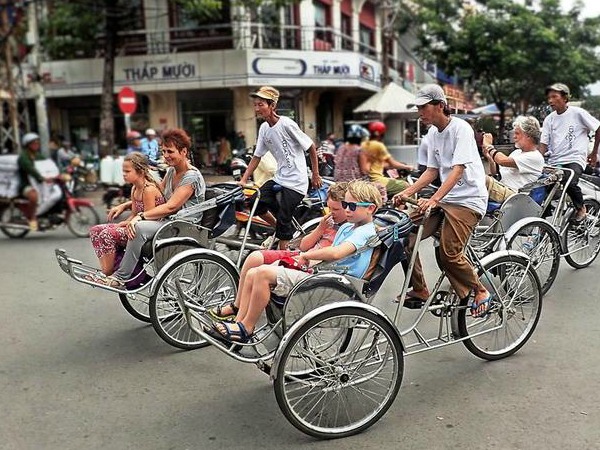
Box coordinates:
[138,212,145,220]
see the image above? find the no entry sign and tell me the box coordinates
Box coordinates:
[118,87,137,115]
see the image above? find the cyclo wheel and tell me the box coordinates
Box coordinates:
[563,198,600,269]
[505,220,561,295]
[119,291,152,323]
[118,241,202,323]
[149,253,239,350]
[262,280,357,377]
[456,254,542,361]
[274,306,403,439]
[66,205,100,238]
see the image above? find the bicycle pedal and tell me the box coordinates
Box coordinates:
[403,298,426,309]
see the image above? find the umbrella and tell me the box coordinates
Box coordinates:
[353,82,417,115]
[471,103,502,115]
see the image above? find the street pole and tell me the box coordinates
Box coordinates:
[27,0,50,156]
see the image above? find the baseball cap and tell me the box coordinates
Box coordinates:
[145,128,156,136]
[250,86,280,103]
[408,84,448,108]
[545,83,570,98]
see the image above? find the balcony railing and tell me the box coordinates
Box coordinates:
[89,22,411,78]
[100,22,382,58]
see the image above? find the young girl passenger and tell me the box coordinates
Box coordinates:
[89,152,165,276]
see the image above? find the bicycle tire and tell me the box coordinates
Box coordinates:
[149,252,239,350]
[274,306,403,439]
[457,254,542,361]
[563,198,600,269]
[506,220,560,295]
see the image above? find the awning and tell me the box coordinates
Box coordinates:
[471,103,501,115]
[353,82,417,115]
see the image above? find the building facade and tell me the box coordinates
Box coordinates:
[26,0,436,159]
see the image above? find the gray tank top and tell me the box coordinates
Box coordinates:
[163,167,206,210]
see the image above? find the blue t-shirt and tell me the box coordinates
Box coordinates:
[331,222,376,278]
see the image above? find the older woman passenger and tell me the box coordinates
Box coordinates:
[483,115,545,203]
[103,128,205,288]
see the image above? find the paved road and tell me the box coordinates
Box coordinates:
[1,202,599,449]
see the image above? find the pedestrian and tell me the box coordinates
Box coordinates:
[140,128,160,166]
[126,131,143,154]
[56,140,77,172]
[540,83,600,222]
[396,84,491,317]
[238,85,322,250]
[334,124,369,183]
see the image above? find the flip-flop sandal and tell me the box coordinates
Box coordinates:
[471,294,492,318]
[208,301,239,321]
[211,321,253,343]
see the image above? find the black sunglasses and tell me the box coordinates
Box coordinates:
[341,201,374,211]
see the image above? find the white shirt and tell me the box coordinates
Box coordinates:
[417,126,435,167]
[541,105,600,169]
[254,115,313,195]
[427,117,488,216]
[499,149,545,191]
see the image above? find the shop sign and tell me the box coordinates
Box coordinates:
[122,61,197,82]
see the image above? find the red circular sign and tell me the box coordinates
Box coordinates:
[118,87,137,115]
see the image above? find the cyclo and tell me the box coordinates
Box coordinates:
[149,198,542,439]
[470,165,600,295]
[55,183,248,323]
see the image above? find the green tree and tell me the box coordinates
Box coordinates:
[399,0,600,133]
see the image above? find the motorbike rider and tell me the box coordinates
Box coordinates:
[126,131,143,154]
[362,121,414,198]
[17,133,55,231]
[239,85,322,250]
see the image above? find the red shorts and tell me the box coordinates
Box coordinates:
[260,249,299,265]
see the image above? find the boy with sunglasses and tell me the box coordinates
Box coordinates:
[208,180,382,343]
[209,182,348,321]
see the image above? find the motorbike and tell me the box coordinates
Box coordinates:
[65,157,99,197]
[0,175,100,238]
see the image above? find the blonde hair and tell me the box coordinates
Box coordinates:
[346,179,382,209]
[327,182,348,202]
[124,152,162,192]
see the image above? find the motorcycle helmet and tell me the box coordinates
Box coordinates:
[22,132,40,147]
[126,130,142,142]
[368,121,387,137]
[346,124,369,140]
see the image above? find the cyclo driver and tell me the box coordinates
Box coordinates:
[396,84,492,318]
[239,86,322,250]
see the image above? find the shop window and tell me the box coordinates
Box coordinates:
[359,25,375,57]
[341,13,352,51]
[313,1,332,51]
[282,4,301,49]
